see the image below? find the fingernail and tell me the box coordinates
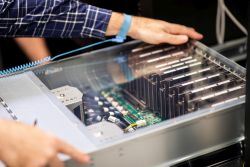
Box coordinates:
[198,34,204,39]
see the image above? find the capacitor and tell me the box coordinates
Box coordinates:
[94,96,99,101]
[99,96,106,101]
[109,106,115,111]
[94,115,102,122]
[103,101,111,107]
[109,112,115,116]
[103,107,109,112]
[98,101,103,106]
[108,116,119,123]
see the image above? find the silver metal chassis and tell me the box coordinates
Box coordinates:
[0,40,245,167]
[79,105,244,167]
[65,41,246,167]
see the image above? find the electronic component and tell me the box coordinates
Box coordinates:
[50,42,245,136]
[0,40,245,167]
[122,42,245,120]
[51,42,245,135]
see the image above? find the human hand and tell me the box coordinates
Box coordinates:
[128,16,203,45]
[106,12,203,45]
[0,120,90,167]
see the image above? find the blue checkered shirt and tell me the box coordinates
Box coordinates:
[0,0,112,38]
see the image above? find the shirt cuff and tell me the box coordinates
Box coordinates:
[81,5,112,39]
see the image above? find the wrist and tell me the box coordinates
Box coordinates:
[105,12,124,36]
[127,16,138,39]
[106,12,135,38]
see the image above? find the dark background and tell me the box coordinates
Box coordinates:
[140,0,248,45]
[0,0,248,69]
[244,1,250,166]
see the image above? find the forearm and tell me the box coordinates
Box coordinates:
[15,38,50,61]
[0,0,112,38]
[0,0,202,44]
[105,12,124,36]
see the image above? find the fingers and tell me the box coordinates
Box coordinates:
[48,156,64,167]
[160,33,189,45]
[56,139,90,164]
[166,23,203,40]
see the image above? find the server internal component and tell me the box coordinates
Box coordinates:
[52,41,246,133]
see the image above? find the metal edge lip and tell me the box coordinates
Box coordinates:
[85,97,245,154]
[156,136,245,167]
[194,41,246,74]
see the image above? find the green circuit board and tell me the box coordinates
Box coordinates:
[101,88,162,126]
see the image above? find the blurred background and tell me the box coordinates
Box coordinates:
[0,0,247,69]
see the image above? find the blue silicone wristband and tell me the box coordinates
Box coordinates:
[112,14,132,43]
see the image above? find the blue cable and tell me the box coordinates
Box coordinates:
[0,38,121,76]
[0,39,114,76]
[51,38,114,61]
[51,14,132,61]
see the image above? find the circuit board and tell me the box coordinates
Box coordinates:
[80,86,162,133]
[102,88,162,125]
[52,42,246,134]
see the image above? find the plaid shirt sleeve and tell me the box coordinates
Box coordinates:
[0,0,112,38]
